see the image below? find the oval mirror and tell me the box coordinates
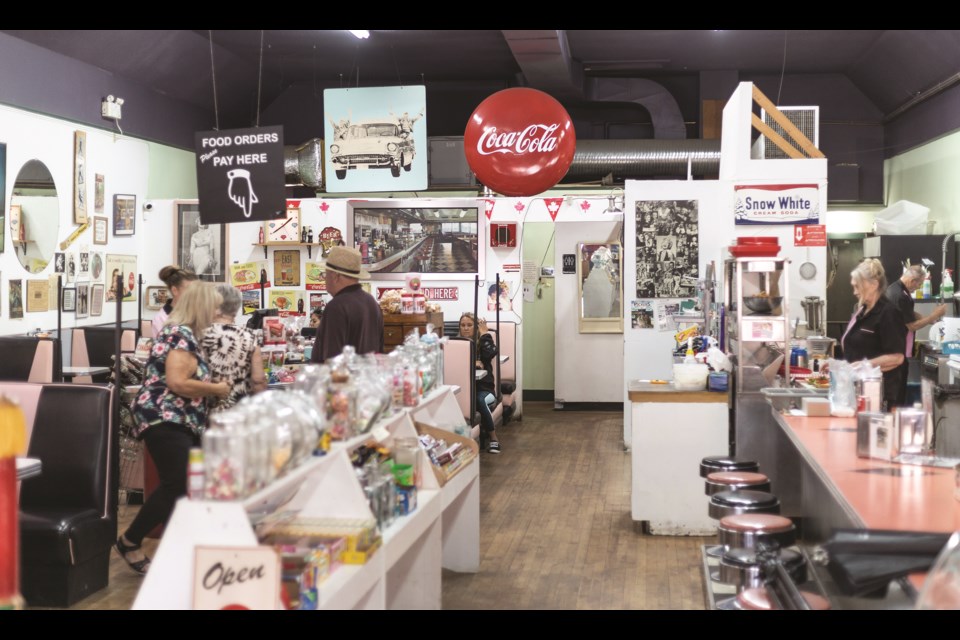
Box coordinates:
[10,159,60,274]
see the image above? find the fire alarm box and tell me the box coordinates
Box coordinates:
[490,223,517,248]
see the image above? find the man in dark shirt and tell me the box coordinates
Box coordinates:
[310,246,383,363]
[884,264,946,405]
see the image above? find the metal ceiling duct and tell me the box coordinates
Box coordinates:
[564,139,720,181]
[284,138,323,189]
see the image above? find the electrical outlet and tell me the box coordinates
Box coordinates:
[101,101,122,120]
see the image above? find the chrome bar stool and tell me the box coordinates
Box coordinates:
[700,455,760,479]
[718,514,796,554]
[705,471,771,496]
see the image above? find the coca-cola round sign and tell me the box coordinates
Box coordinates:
[464,88,576,197]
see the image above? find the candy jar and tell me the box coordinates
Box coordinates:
[283,391,325,465]
[204,411,247,500]
[292,364,330,430]
[327,364,357,441]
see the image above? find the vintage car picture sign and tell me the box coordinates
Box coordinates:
[194,125,286,224]
[323,85,428,193]
[464,88,576,197]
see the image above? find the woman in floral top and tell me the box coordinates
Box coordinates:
[116,282,230,575]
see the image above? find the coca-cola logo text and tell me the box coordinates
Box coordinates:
[477,124,560,156]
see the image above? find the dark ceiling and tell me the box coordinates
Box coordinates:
[6,29,958,132]
[3,30,959,203]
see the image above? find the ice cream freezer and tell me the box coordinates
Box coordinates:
[628,380,731,535]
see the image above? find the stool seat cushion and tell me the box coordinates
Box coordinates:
[738,587,831,610]
[701,455,758,470]
[720,514,794,533]
[711,489,779,509]
[707,471,769,484]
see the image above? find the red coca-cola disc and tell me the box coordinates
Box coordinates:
[464,88,576,197]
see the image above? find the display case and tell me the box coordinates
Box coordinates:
[724,258,792,393]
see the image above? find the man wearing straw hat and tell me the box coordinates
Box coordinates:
[310,246,384,363]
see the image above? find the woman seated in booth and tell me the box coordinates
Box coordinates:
[202,283,268,412]
[841,258,907,411]
[459,313,501,454]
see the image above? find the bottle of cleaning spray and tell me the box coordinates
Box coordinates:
[923,271,932,298]
[943,269,954,299]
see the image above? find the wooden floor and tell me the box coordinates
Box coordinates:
[53,402,707,610]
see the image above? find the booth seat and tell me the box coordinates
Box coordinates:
[0,382,117,607]
[489,321,518,422]
[0,336,61,383]
[70,327,136,383]
[442,338,481,439]
[140,320,153,340]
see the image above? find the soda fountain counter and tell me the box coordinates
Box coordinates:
[752,402,960,608]
[628,380,731,535]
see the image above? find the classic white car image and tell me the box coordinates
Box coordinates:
[329,120,415,179]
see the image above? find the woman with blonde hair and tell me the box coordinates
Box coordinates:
[152,265,199,337]
[841,258,906,410]
[459,312,501,454]
[117,282,230,575]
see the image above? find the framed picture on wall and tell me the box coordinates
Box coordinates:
[273,250,300,287]
[74,131,88,224]
[94,174,105,213]
[146,286,168,310]
[105,253,137,302]
[62,287,77,312]
[175,200,229,282]
[75,281,90,319]
[113,194,136,236]
[93,216,108,245]
[91,284,104,316]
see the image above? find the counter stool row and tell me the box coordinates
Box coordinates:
[699,455,818,609]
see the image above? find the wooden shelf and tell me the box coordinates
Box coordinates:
[253,242,322,259]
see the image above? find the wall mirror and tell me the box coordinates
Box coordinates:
[578,241,623,333]
[11,159,60,273]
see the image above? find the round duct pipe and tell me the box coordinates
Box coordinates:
[564,139,721,182]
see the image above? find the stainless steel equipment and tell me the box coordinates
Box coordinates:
[800,296,825,336]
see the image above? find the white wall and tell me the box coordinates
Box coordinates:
[1,103,149,337]
[554,219,624,403]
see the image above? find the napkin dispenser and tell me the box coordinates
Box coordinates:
[896,405,934,456]
[857,412,897,461]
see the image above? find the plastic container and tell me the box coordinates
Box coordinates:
[943,269,954,299]
[673,363,709,390]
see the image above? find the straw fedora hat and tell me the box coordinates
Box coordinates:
[323,246,371,280]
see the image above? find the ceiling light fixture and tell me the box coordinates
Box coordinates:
[349,30,370,39]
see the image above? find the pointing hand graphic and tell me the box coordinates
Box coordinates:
[227,169,259,218]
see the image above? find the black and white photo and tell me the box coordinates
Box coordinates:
[76,281,90,319]
[635,200,699,298]
[175,201,228,282]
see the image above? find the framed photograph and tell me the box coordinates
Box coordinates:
[62,287,77,312]
[78,251,90,277]
[26,279,49,314]
[105,253,137,302]
[113,194,136,236]
[93,216,108,245]
[175,200,229,282]
[66,252,77,284]
[90,251,105,283]
[76,281,90,319]
[91,284,104,316]
[9,279,23,319]
[346,198,484,281]
[54,252,65,273]
[74,131,88,224]
[264,206,300,244]
[94,174,105,213]
[273,250,300,287]
[146,286,169,310]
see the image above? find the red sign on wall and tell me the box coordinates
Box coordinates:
[794,224,826,247]
[464,88,576,197]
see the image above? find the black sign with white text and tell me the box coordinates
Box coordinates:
[195,126,286,225]
[562,254,577,274]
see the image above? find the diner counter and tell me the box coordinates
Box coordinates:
[774,412,960,534]
[772,409,960,598]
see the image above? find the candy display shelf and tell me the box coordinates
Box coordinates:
[132,385,477,610]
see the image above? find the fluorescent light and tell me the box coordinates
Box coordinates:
[349,30,370,39]
[459,209,467,218]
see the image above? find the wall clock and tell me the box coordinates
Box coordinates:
[264,207,301,244]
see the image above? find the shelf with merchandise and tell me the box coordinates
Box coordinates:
[132,384,477,610]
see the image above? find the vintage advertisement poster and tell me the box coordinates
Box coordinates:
[105,254,138,302]
[323,85,428,192]
[242,289,262,315]
[305,261,326,291]
[635,200,699,299]
[269,289,305,316]
[26,279,49,313]
[231,261,268,291]
[273,250,301,287]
